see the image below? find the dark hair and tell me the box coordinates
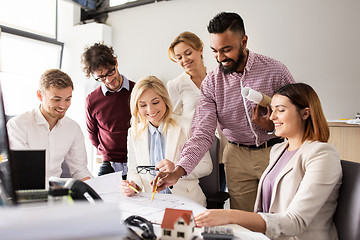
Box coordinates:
[81,42,117,78]
[40,69,73,92]
[207,12,246,36]
[274,83,329,143]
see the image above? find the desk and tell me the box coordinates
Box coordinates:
[328,122,360,163]
[0,173,268,240]
[86,172,269,240]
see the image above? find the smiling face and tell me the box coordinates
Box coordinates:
[210,30,247,73]
[93,61,122,91]
[173,41,203,74]
[270,94,307,142]
[38,86,72,124]
[137,88,167,128]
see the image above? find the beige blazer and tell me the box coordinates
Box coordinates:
[127,118,212,206]
[254,140,342,240]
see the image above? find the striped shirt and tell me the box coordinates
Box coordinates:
[178,50,295,174]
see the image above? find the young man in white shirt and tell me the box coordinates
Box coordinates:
[7,69,92,182]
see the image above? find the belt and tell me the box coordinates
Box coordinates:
[228,137,283,150]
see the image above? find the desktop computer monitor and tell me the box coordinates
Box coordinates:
[0,82,17,205]
[10,150,46,191]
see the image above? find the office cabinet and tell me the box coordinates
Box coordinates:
[328,122,360,163]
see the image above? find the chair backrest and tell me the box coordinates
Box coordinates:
[333,160,360,240]
[199,136,220,198]
[60,160,71,178]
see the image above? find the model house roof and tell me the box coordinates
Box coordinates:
[161,208,193,229]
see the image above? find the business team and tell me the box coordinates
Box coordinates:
[6,11,341,240]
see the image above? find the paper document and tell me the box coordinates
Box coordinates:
[86,172,206,224]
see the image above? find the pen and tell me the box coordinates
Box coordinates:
[128,184,139,193]
[151,179,159,202]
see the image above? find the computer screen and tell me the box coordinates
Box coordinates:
[10,150,46,190]
[0,81,17,205]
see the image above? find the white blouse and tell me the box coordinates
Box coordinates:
[167,72,201,121]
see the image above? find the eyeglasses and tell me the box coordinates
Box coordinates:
[92,67,116,82]
[136,166,157,176]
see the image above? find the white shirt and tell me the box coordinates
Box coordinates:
[7,107,92,182]
[167,72,201,121]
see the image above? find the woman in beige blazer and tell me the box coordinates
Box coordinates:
[119,76,212,206]
[195,83,342,240]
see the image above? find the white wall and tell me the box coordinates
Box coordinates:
[57,0,360,171]
[57,1,112,175]
[106,0,360,120]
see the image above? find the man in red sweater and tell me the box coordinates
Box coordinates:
[81,43,135,178]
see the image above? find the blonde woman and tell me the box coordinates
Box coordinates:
[119,76,212,206]
[168,31,227,191]
[167,31,207,120]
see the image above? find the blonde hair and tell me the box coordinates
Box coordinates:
[130,76,176,138]
[168,31,204,62]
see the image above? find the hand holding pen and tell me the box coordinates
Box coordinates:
[119,180,141,197]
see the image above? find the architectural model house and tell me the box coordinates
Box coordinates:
[161,208,195,239]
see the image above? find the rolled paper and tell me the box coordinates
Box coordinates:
[241,87,272,107]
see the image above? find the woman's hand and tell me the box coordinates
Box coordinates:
[196,209,266,234]
[156,159,175,172]
[195,209,232,227]
[119,180,141,197]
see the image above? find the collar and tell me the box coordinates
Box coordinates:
[148,122,164,135]
[244,49,254,72]
[101,74,130,96]
[35,106,63,128]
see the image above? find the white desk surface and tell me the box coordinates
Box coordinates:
[0,173,269,240]
[86,172,269,240]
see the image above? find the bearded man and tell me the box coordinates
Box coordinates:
[154,12,295,211]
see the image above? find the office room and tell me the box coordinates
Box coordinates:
[0,0,359,239]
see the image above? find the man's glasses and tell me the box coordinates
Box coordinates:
[136,166,158,176]
[92,67,116,82]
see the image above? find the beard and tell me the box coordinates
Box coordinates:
[219,46,246,74]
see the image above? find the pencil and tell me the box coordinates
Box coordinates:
[128,184,139,193]
[151,179,159,201]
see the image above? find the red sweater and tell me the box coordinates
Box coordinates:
[85,81,135,163]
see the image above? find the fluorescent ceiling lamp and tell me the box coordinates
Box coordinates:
[109,0,138,7]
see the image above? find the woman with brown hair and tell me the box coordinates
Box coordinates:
[195,83,342,240]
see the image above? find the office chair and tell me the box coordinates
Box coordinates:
[199,136,229,209]
[60,160,71,178]
[333,160,360,240]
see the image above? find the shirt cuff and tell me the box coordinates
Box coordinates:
[258,212,282,239]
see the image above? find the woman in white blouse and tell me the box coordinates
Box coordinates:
[167,31,207,120]
[119,76,212,206]
[167,32,227,191]
[195,83,342,240]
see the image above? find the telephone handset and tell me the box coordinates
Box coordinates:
[49,177,102,202]
[65,178,102,201]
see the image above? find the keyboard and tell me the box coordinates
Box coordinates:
[16,189,49,203]
[201,226,234,240]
